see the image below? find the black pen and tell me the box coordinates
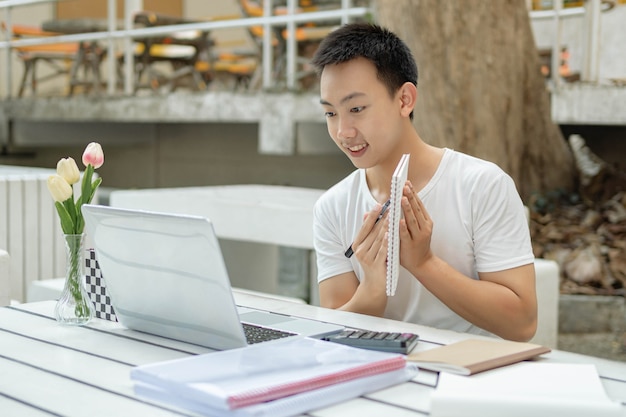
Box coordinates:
[344,199,391,258]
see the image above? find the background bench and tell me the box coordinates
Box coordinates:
[110,184,323,304]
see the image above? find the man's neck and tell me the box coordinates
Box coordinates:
[366,134,444,202]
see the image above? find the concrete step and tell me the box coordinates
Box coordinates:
[559,294,625,334]
[558,294,626,361]
[558,332,626,362]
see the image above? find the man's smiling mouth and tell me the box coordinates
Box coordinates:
[347,143,368,152]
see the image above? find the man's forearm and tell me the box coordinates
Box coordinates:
[408,256,537,341]
[338,278,388,317]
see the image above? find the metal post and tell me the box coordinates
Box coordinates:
[286,0,296,90]
[3,7,12,99]
[262,0,273,89]
[582,0,601,83]
[107,0,116,95]
[341,0,352,25]
[551,0,563,90]
[123,0,143,95]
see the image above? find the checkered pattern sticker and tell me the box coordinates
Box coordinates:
[85,249,118,322]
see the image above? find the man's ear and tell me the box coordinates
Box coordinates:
[398,82,417,117]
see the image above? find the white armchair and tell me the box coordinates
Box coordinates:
[532,258,560,348]
[525,206,560,348]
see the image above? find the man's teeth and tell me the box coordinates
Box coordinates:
[348,144,367,152]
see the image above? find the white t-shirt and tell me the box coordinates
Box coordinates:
[313,149,534,336]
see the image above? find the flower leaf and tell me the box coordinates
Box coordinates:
[81,164,94,206]
[75,216,84,234]
[86,177,102,204]
[63,197,77,233]
[75,194,84,234]
[54,201,74,234]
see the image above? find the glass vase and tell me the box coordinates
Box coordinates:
[54,233,94,325]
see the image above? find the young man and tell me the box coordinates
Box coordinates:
[310,23,537,341]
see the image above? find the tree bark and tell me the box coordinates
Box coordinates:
[375,0,575,201]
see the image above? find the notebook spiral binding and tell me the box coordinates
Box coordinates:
[386,153,410,296]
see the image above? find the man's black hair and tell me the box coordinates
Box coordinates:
[311,22,418,100]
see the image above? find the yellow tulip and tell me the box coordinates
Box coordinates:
[47,174,73,202]
[56,157,80,185]
[82,142,104,169]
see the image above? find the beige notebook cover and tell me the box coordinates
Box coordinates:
[406,339,551,375]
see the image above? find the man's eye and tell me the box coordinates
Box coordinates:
[324,111,336,118]
[350,106,364,113]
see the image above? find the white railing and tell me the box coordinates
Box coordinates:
[2,1,616,98]
[528,0,616,88]
[0,0,371,97]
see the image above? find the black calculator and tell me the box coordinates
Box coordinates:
[321,329,419,354]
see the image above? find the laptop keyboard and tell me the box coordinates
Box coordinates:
[242,323,296,344]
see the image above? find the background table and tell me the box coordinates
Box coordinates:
[40,19,109,95]
[1,291,625,416]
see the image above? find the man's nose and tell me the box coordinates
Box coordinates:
[337,118,356,140]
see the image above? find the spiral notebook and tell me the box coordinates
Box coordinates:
[386,154,410,296]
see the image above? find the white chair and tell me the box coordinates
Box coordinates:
[531,258,560,348]
[0,249,10,307]
[524,206,560,348]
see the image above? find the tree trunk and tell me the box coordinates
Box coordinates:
[375,0,575,202]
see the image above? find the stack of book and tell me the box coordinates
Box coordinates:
[131,337,418,417]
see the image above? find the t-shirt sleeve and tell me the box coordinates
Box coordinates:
[313,195,354,283]
[471,167,535,273]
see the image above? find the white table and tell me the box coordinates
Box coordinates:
[1,292,625,416]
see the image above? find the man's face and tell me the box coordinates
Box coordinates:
[319,57,403,169]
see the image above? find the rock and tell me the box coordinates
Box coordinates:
[563,245,604,286]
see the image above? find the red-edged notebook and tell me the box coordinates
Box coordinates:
[131,337,408,410]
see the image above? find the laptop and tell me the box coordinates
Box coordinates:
[81,204,344,350]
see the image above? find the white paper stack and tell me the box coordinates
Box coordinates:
[131,337,418,417]
[430,362,622,417]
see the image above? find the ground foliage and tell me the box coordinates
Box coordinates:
[528,136,626,296]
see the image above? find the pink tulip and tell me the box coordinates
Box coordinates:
[82,142,104,169]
